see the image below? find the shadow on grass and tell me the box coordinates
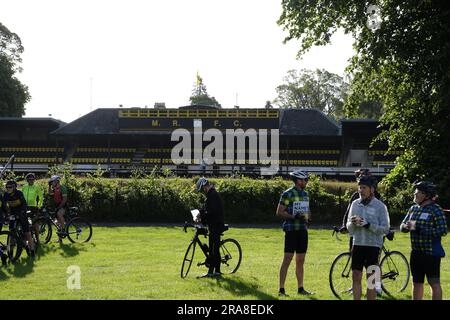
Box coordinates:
[210,275,277,300]
[58,242,87,258]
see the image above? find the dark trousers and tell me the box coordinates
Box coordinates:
[208,227,222,273]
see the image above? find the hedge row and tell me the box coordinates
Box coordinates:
[20,174,410,225]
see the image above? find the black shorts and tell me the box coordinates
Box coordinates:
[284,230,308,254]
[351,245,380,271]
[410,250,441,284]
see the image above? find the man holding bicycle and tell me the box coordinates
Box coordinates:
[346,175,390,300]
[276,170,314,296]
[48,175,68,243]
[21,173,44,244]
[195,177,225,278]
[400,181,447,300]
[1,180,36,259]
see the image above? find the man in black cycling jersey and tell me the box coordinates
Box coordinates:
[195,177,225,278]
[1,180,35,259]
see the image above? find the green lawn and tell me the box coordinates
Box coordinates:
[0,226,448,300]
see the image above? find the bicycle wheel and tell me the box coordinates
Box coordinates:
[33,217,52,244]
[6,231,22,263]
[329,252,353,300]
[66,217,93,243]
[0,231,16,264]
[380,250,410,296]
[219,238,242,274]
[181,241,197,278]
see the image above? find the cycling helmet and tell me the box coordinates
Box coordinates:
[49,175,61,183]
[196,177,209,192]
[354,168,371,178]
[289,170,309,181]
[414,181,437,199]
[357,175,376,188]
[25,172,36,180]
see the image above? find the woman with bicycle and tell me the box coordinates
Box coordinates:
[1,180,36,259]
[346,175,390,300]
[400,181,447,300]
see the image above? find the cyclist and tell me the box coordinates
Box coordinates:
[276,170,314,296]
[21,173,44,243]
[195,177,225,278]
[341,168,381,237]
[346,175,390,300]
[400,181,447,300]
[48,175,68,243]
[1,180,36,259]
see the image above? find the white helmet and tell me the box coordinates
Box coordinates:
[49,175,61,183]
[289,170,309,180]
[196,177,209,192]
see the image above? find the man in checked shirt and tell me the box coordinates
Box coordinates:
[401,181,448,300]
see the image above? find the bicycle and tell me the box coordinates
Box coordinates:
[0,228,20,265]
[3,212,38,263]
[329,226,410,299]
[32,206,93,244]
[181,222,242,278]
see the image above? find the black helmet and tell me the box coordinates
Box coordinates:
[25,172,36,180]
[357,175,376,188]
[414,181,437,199]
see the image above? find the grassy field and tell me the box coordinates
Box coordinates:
[0,226,448,300]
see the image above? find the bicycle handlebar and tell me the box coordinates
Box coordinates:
[331,226,342,241]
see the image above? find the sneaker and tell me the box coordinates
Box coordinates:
[197,273,215,279]
[278,288,289,297]
[298,288,315,296]
[213,271,223,277]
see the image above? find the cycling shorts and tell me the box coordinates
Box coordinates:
[284,230,308,254]
[410,250,441,284]
[351,245,380,271]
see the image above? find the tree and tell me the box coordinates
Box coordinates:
[278,0,450,207]
[0,22,30,117]
[189,72,221,107]
[273,68,348,120]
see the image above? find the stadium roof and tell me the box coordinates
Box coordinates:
[279,109,340,136]
[0,117,65,127]
[51,108,119,135]
[52,107,344,136]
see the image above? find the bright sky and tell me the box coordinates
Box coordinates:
[1,0,355,123]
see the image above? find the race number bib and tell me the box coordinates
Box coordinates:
[293,201,309,215]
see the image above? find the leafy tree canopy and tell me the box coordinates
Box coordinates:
[278,0,450,206]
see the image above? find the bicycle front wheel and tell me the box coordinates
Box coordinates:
[6,231,22,263]
[220,238,242,274]
[33,217,52,244]
[66,218,93,243]
[181,241,197,278]
[380,250,410,296]
[329,252,353,300]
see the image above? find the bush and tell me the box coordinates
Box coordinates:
[25,174,348,224]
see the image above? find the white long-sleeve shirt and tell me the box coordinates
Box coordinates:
[346,197,390,248]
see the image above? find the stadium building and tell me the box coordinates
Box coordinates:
[0,105,400,178]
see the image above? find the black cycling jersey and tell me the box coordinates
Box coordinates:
[1,190,27,215]
[200,187,224,229]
